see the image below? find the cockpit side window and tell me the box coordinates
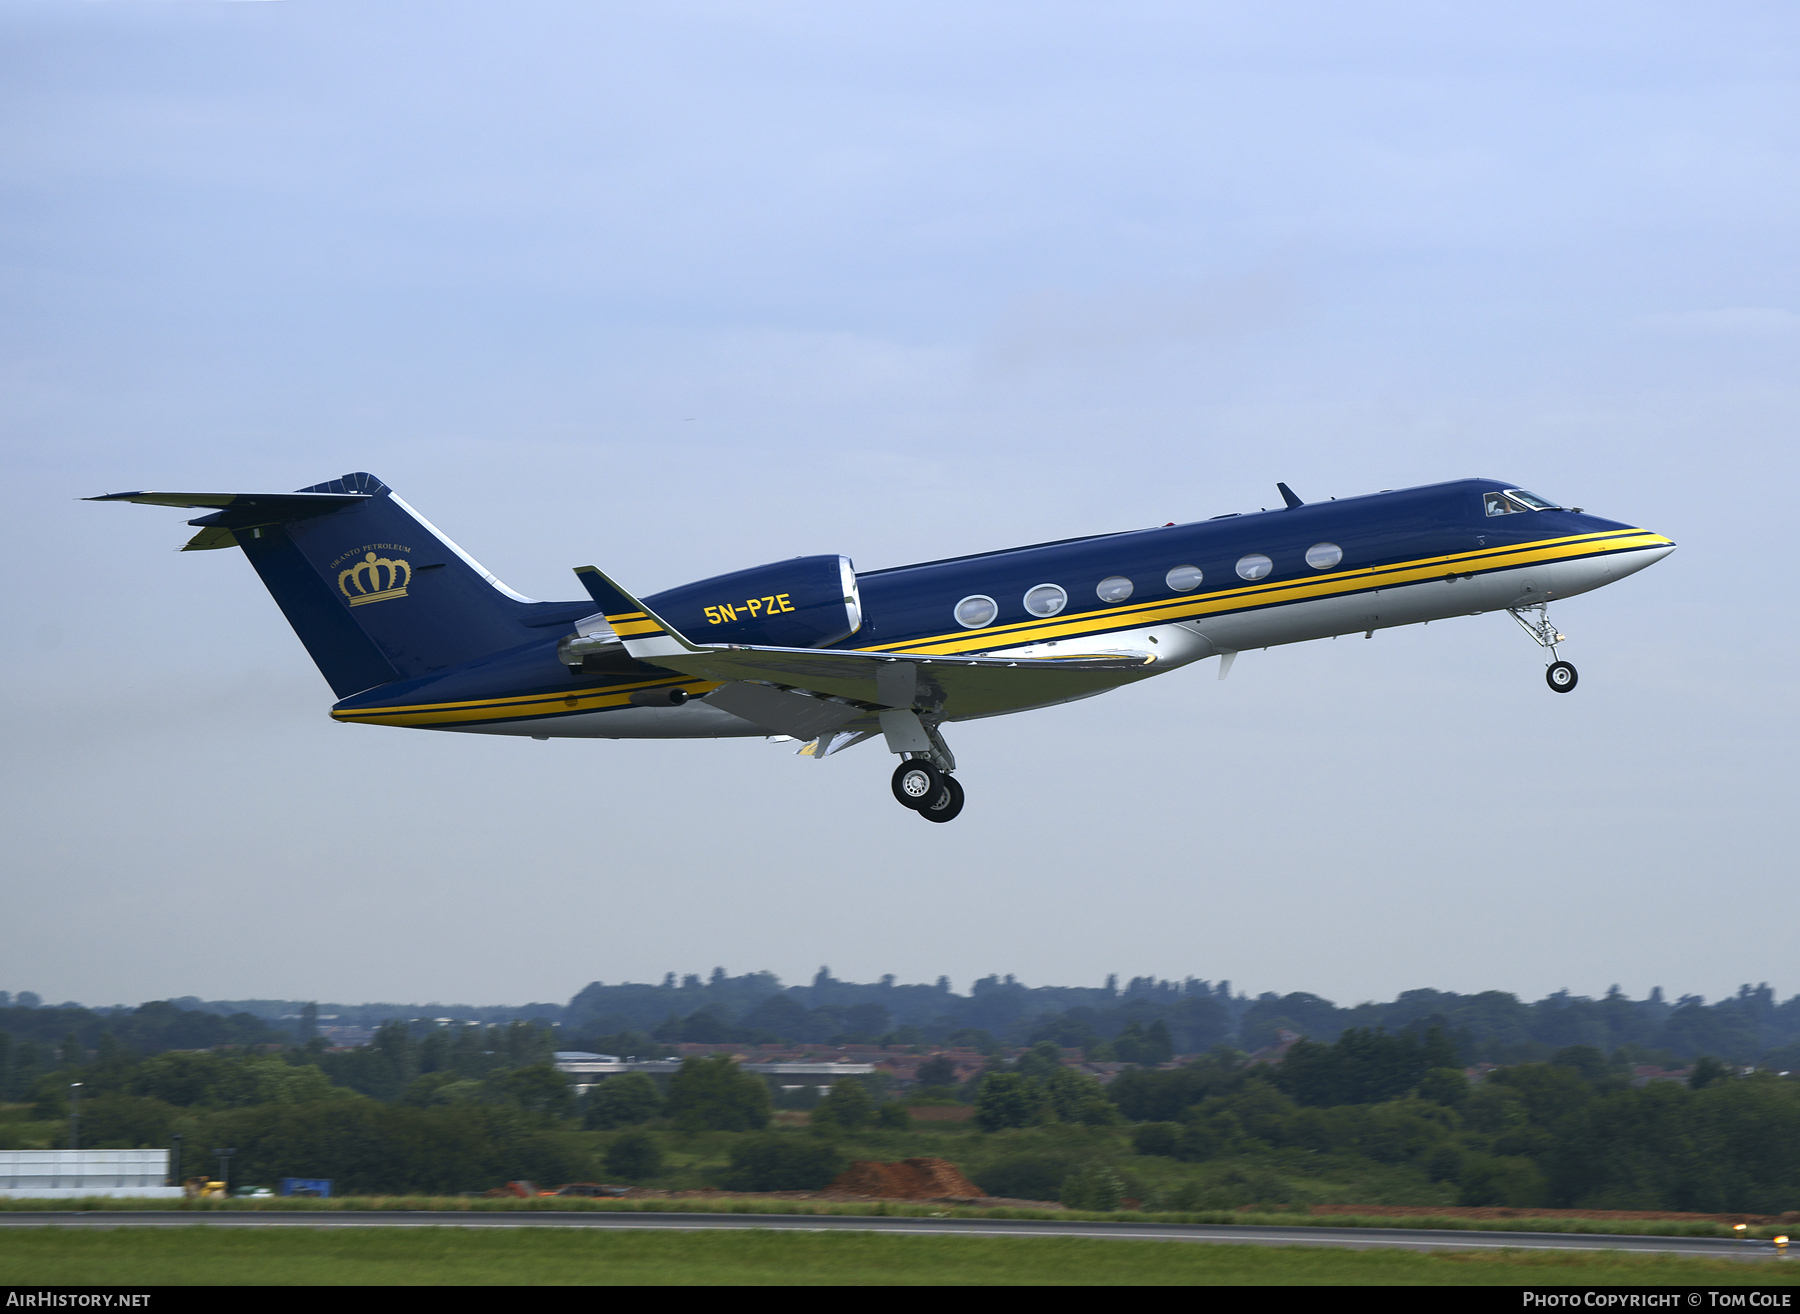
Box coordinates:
[1484,491,1524,516]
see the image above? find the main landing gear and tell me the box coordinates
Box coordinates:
[881,708,966,821]
[1509,603,1578,694]
[891,760,966,823]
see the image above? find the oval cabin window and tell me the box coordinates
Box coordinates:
[1166,565,1203,592]
[1305,543,1343,570]
[1096,576,1134,603]
[1236,553,1274,581]
[1023,584,1067,618]
[953,595,998,629]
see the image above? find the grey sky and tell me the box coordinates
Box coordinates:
[2,1,1795,1010]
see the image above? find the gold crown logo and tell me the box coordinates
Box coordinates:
[338,551,411,606]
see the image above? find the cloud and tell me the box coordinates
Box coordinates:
[1631,307,1800,335]
[976,269,1304,374]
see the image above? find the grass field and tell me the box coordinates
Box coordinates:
[0,1195,1790,1241]
[0,1228,1796,1286]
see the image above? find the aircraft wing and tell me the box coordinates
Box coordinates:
[571,565,1155,723]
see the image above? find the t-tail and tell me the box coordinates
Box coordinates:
[90,473,589,698]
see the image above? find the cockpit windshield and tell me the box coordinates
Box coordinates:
[1485,489,1563,516]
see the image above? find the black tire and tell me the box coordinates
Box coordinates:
[918,775,965,823]
[1546,661,1578,693]
[891,761,942,809]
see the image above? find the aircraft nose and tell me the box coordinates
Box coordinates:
[1606,536,1675,582]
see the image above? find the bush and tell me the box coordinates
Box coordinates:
[971,1152,1079,1202]
[584,1073,664,1130]
[719,1135,844,1192]
[602,1129,663,1181]
[875,1104,911,1130]
[1132,1122,1182,1157]
[1059,1162,1125,1211]
[1457,1154,1550,1208]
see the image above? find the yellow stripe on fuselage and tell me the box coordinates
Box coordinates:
[862,528,1671,657]
[332,676,721,728]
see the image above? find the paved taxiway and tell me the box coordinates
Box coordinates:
[0,1211,1789,1261]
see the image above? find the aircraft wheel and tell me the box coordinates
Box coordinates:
[1546,661,1578,693]
[917,776,965,823]
[891,760,942,809]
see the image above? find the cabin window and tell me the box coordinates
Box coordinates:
[1305,542,1343,570]
[1236,553,1273,581]
[1484,492,1526,516]
[1096,576,1134,603]
[1166,564,1204,592]
[953,595,998,628]
[1023,584,1067,618]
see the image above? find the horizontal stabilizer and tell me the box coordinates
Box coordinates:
[86,490,368,512]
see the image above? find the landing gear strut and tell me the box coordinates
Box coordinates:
[1509,603,1578,694]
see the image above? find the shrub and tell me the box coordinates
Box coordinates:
[719,1135,844,1192]
[1132,1122,1182,1157]
[1059,1162,1125,1211]
[875,1104,911,1130]
[971,1152,1079,1202]
[1458,1154,1550,1208]
[602,1129,663,1181]
[810,1078,874,1132]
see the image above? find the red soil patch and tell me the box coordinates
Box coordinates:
[829,1158,988,1201]
[1308,1204,1800,1225]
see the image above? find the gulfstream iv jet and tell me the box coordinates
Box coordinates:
[94,474,1673,821]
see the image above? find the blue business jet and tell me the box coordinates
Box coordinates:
[94,474,1673,821]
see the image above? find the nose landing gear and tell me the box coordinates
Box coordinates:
[1509,603,1578,694]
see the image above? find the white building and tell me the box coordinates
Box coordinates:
[0,1150,184,1199]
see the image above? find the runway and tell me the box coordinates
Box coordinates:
[0,1211,1789,1261]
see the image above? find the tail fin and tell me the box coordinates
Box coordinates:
[93,473,589,697]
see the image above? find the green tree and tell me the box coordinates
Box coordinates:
[666,1054,771,1132]
[583,1073,665,1130]
[973,1072,1039,1131]
[486,1064,575,1120]
[915,1055,957,1088]
[811,1078,874,1132]
[1418,1067,1470,1106]
[1688,1056,1728,1091]
[602,1129,663,1181]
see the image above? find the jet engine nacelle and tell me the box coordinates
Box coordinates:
[647,554,862,650]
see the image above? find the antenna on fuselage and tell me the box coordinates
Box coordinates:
[1276,482,1304,509]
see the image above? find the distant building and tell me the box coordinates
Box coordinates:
[0,1151,182,1200]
